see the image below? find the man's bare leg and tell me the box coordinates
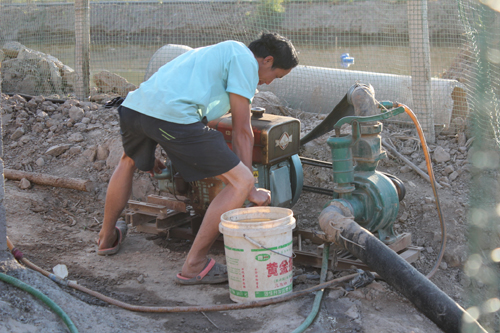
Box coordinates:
[180,162,254,278]
[98,153,136,249]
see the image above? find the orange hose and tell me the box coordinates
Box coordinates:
[396,104,447,279]
[6,236,358,313]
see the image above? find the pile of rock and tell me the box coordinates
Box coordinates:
[1,41,137,100]
[1,41,75,97]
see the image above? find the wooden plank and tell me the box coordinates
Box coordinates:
[399,248,421,263]
[156,212,190,229]
[388,233,412,253]
[127,200,172,219]
[147,194,188,213]
[126,211,156,227]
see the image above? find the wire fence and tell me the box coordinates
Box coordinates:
[1,0,500,330]
[0,0,469,141]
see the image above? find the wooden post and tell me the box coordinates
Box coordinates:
[408,0,435,143]
[75,0,90,101]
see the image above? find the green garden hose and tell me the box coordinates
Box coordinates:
[291,243,330,333]
[0,272,78,333]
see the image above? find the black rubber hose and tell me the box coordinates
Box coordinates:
[319,206,486,333]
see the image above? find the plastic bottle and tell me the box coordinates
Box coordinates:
[340,53,355,68]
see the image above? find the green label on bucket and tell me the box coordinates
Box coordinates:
[250,240,293,252]
[225,245,244,252]
[230,288,248,298]
[255,285,293,298]
[255,254,271,262]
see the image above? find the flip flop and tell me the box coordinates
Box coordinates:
[97,219,128,256]
[175,258,228,285]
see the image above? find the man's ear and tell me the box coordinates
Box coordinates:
[263,55,274,66]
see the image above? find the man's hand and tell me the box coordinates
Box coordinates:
[248,187,271,206]
[148,158,166,177]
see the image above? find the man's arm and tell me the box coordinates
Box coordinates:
[229,93,271,206]
[229,93,253,170]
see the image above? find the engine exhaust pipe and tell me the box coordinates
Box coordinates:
[319,203,486,333]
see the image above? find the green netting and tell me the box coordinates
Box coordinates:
[456,1,500,332]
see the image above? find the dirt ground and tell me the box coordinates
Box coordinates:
[0,91,489,333]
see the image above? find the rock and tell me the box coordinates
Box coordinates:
[327,289,344,300]
[444,244,467,267]
[345,305,360,319]
[61,65,75,91]
[68,106,85,122]
[2,41,26,57]
[83,147,97,162]
[93,70,137,96]
[252,91,285,115]
[106,137,124,170]
[74,123,87,131]
[449,171,459,181]
[35,157,45,166]
[68,146,83,155]
[424,196,435,204]
[457,132,467,146]
[132,176,155,200]
[398,211,408,222]
[460,274,471,287]
[10,127,24,140]
[96,145,109,161]
[68,133,84,143]
[19,178,31,189]
[439,176,449,184]
[450,117,466,133]
[400,165,412,173]
[1,47,70,96]
[348,290,365,299]
[45,144,72,157]
[367,281,387,292]
[433,146,451,163]
[137,275,145,284]
[443,165,454,175]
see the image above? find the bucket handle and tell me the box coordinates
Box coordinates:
[243,234,295,259]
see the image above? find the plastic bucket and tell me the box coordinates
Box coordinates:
[219,207,296,303]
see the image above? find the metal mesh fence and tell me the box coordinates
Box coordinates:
[2,0,500,330]
[0,0,468,139]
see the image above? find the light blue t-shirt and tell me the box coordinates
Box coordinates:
[122,41,259,124]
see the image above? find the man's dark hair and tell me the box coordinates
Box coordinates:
[248,32,299,70]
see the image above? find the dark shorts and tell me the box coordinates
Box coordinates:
[118,106,240,182]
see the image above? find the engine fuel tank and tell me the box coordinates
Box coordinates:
[207,111,301,165]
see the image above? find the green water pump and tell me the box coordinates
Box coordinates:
[327,105,406,244]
